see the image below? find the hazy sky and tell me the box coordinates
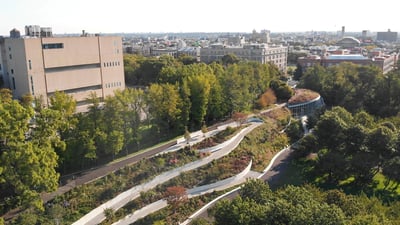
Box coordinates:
[1,0,399,35]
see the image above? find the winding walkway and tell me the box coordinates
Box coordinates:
[72,122,262,225]
[112,160,258,225]
[180,147,292,225]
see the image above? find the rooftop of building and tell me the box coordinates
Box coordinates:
[338,36,361,44]
[325,54,368,60]
[288,89,320,105]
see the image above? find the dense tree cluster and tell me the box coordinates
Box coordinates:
[298,63,400,117]
[124,54,291,126]
[297,107,400,188]
[214,179,400,225]
[0,90,64,213]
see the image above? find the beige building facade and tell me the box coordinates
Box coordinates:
[0,35,125,111]
[200,43,288,72]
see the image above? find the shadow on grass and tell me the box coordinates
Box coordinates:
[337,176,400,204]
[267,155,400,204]
[266,155,317,190]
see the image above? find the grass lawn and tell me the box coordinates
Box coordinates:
[368,173,400,203]
[273,154,400,203]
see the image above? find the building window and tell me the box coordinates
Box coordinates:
[30,76,35,95]
[8,47,11,51]
[9,54,12,59]
[11,69,14,74]
[42,43,64,49]
[0,64,2,70]
[12,77,16,89]
[28,60,32,70]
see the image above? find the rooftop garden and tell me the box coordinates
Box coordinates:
[288,89,320,105]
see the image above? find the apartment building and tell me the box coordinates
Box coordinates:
[200,43,288,72]
[377,29,398,42]
[0,28,125,111]
[298,52,398,74]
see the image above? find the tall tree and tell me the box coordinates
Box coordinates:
[0,97,59,212]
[146,83,182,135]
[188,75,211,129]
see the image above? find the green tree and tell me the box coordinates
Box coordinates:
[47,91,77,170]
[367,126,396,168]
[314,106,352,150]
[285,119,303,143]
[146,83,182,135]
[221,53,240,65]
[269,80,294,101]
[114,88,145,152]
[214,197,267,225]
[239,179,273,204]
[178,54,197,65]
[188,75,211,128]
[0,97,59,212]
[293,63,303,80]
[382,156,400,189]
[299,64,326,93]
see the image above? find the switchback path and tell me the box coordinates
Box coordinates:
[72,122,262,225]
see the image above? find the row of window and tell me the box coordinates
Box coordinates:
[42,43,64,49]
[105,81,122,88]
[103,61,121,67]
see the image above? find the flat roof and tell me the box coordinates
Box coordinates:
[326,54,368,60]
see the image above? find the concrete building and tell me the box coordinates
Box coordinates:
[298,51,398,74]
[200,43,287,72]
[0,30,125,111]
[377,29,398,42]
[0,37,6,87]
[250,29,271,43]
[177,46,201,61]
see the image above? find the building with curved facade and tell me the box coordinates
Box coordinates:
[287,89,325,118]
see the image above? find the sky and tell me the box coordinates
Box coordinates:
[1,0,399,35]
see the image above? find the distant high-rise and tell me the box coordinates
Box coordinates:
[362,30,368,39]
[250,29,271,43]
[341,26,345,38]
[377,29,398,42]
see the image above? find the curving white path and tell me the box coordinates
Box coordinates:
[72,122,262,225]
[112,160,257,225]
[180,146,291,225]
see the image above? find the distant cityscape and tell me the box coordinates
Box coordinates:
[0,25,399,111]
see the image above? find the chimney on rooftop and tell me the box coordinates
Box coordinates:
[341,26,345,38]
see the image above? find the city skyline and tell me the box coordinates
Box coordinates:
[1,0,399,35]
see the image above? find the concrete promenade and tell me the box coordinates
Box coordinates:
[113,160,259,225]
[72,122,262,225]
